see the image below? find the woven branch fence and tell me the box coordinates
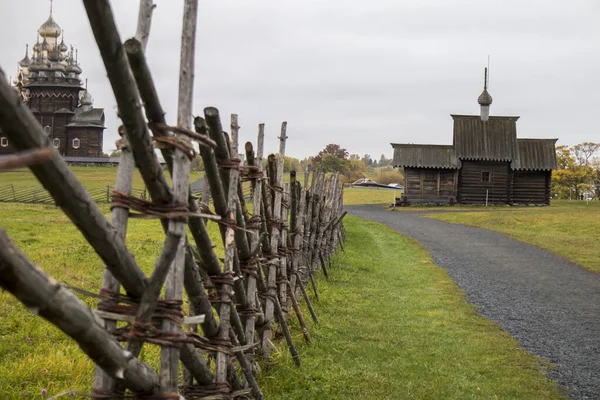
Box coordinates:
[0,184,217,205]
[0,1,346,398]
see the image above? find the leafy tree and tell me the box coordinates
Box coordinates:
[573,142,600,166]
[552,144,597,199]
[109,150,121,157]
[314,144,348,163]
[362,154,372,166]
[320,154,347,173]
[379,154,391,167]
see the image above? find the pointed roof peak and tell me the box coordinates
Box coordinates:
[478,67,493,106]
[39,0,61,38]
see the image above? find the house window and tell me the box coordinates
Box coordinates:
[44,126,52,136]
[1,137,7,147]
[481,171,492,182]
[72,138,80,149]
[53,138,60,148]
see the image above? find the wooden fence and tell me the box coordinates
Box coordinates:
[0,184,148,205]
[0,1,345,398]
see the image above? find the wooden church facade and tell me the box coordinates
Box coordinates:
[392,76,558,206]
[0,7,105,158]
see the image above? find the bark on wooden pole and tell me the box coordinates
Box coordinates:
[160,0,198,392]
[243,126,264,344]
[261,122,287,355]
[278,182,290,311]
[94,1,156,389]
[135,0,155,49]
[82,0,174,207]
[93,126,136,392]
[215,114,241,390]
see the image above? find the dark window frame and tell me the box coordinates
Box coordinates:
[481,171,492,183]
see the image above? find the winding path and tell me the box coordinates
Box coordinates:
[347,204,600,400]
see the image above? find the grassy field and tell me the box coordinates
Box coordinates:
[342,186,398,205]
[426,200,600,273]
[0,166,563,398]
[0,206,564,399]
[0,166,205,191]
[259,217,563,399]
[0,165,398,205]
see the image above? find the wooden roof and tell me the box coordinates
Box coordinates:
[391,115,558,171]
[452,115,519,161]
[512,139,558,171]
[391,144,461,169]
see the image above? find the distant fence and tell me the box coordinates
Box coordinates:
[0,183,243,205]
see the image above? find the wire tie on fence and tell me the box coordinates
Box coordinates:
[148,121,217,149]
[268,184,284,194]
[239,165,264,182]
[110,190,220,222]
[216,157,241,170]
[152,135,196,160]
[246,215,262,230]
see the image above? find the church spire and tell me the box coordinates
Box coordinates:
[477,67,493,122]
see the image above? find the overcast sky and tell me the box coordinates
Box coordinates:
[1,0,598,159]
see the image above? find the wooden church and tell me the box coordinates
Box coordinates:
[392,69,557,206]
[0,4,105,158]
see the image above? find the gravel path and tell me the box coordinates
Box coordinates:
[347,204,600,399]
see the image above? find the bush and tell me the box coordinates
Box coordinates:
[377,170,404,185]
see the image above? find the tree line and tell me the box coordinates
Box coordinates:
[552,142,600,200]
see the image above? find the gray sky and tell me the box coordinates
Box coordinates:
[1,0,598,160]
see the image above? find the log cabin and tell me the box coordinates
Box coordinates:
[392,70,558,206]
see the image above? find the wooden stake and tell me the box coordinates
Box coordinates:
[160,0,198,393]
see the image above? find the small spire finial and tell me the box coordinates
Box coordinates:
[50,0,53,16]
[25,44,28,57]
[484,67,488,90]
[477,67,493,122]
[75,48,78,64]
[85,78,88,89]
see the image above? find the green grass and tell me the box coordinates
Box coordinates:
[259,217,564,399]
[0,166,206,191]
[0,167,565,398]
[0,165,395,206]
[426,200,600,273]
[343,187,399,205]
[0,204,565,399]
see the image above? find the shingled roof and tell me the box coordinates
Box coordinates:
[512,139,558,171]
[391,115,557,171]
[391,144,461,169]
[452,115,519,161]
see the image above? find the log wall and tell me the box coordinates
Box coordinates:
[458,160,510,204]
[404,167,457,203]
[512,170,551,205]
